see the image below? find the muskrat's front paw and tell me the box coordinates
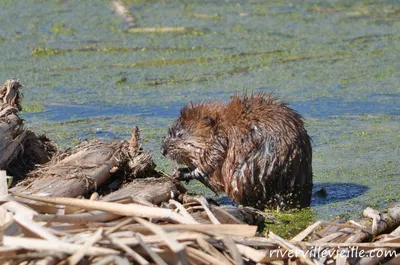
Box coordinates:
[172,167,193,183]
[171,167,182,179]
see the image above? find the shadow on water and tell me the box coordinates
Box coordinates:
[311,182,369,207]
[215,182,369,208]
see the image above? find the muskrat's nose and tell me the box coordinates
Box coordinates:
[161,143,168,156]
[161,148,167,156]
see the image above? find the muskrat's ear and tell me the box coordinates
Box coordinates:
[203,116,216,127]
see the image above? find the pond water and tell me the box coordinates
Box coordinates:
[1,0,399,222]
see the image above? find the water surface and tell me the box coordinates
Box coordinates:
[0,0,399,221]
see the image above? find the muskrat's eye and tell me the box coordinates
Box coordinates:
[203,116,215,127]
[176,131,183,138]
[168,127,175,137]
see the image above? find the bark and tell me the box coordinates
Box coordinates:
[0,79,57,179]
[10,140,123,197]
[0,79,25,171]
[10,128,156,198]
[103,176,184,205]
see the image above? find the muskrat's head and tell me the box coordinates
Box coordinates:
[162,102,222,168]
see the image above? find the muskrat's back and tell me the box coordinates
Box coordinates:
[162,93,313,209]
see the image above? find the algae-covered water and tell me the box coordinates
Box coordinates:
[0,0,399,223]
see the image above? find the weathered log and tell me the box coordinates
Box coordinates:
[0,79,57,179]
[103,176,184,205]
[7,132,57,180]
[307,206,400,245]
[3,188,400,265]
[10,127,156,198]
[11,142,143,197]
[11,140,122,197]
[0,79,25,170]
[357,226,400,265]
[0,78,22,111]
[124,127,156,178]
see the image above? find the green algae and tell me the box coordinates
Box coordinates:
[266,208,316,238]
[32,48,65,56]
[20,103,46,113]
[31,45,227,57]
[186,13,221,20]
[110,50,284,69]
[0,0,399,237]
[115,76,128,85]
[51,23,75,35]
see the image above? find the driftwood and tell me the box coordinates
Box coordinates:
[0,79,25,171]
[11,140,124,197]
[7,132,57,179]
[2,188,400,265]
[0,79,57,179]
[0,78,22,111]
[112,0,195,33]
[11,127,155,198]
[112,0,136,28]
[23,177,186,223]
[103,176,184,205]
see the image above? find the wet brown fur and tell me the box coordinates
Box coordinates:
[162,93,313,209]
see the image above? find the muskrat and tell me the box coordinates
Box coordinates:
[162,93,313,209]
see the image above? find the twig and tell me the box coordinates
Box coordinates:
[0,171,8,197]
[136,234,168,265]
[127,223,257,237]
[320,221,371,235]
[92,255,116,265]
[112,0,136,28]
[236,244,275,263]
[68,228,104,265]
[196,237,232,265]
[134,217,189,265]
[105,217,134,235]
[12,193,198,224]
[291,221,322,242]
[13,214,59,242]
[313,230,349,243]
[304,242,400,248]
[222,236,243,265]
[0,251,65,261]
[110,236,150,265]
[192,197,220,224]
[363,207,381,235]
[269,231,316,265]
[169,199,197,223]
[3,235,117,256]
[34,210,121,223]
[186,246,227,265]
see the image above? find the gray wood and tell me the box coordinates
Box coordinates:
[11,141,124,197]
[0,79,25,170]
[0,79,57,178]
[103,176,183,205]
